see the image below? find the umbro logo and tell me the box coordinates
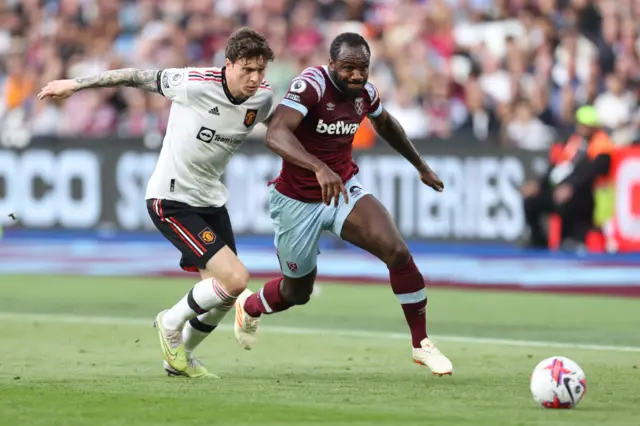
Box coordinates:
[208,106,220,115]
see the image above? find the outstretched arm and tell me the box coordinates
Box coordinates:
[75,69,159,92]
[38,68,160,100]
[369,108,444,192]
[265,105,348,206]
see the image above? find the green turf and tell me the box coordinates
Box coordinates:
[0,275,639,425]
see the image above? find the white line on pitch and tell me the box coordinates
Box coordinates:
[1,312,639,353]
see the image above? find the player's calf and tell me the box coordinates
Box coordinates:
[280,275,315,305]
[156,247,248,370]
[388,254,428,348]
[235,273,315,350]
[182,307,229,357]
[339,195,431,348]
[244,271,315,318]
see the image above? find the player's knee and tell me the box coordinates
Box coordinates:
[384,241,411,270]
[222,267,250,296]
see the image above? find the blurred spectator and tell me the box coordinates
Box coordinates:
[503,99,555,150]
[521,106,614,249]
[2,55,34,113]
[423,72,468,138]
[459,76,499,141]
[594,73,638,145]
[385,84,429,139]
[0,0,640,148]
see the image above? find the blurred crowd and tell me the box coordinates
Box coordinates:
[2,0,640,149]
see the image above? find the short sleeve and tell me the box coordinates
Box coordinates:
[157,68,189,103]
[365,82,383,118]
[279,69,326,117]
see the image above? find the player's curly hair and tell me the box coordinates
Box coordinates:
[225,27,275,64]
[329,33,371,62]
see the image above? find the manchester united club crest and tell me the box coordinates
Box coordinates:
[198,227,216,245]
[244,109,258,127]
[354,97,364,115]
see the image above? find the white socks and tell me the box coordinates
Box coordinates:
[183,308,230,355]
[162,278,236,330]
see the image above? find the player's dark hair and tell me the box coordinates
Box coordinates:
[225,27,275,64]
[329,32,371,62]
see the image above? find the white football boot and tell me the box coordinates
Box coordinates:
[234,289,260,350]
[412,337,453,376]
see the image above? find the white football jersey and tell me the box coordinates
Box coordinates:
[145,67,274,207]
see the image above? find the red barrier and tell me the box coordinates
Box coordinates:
[607,147,640,252]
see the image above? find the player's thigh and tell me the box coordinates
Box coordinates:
[339,194,410,268]
[203,206,238,254]
[269,186,323,278]
[147,199,210,272]
[147,199,247,291]
[199,206,247,293]
[330,176,370,237]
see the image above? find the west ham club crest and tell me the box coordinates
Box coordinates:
[354,98,364,115]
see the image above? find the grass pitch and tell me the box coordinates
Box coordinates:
[0,275,639,425]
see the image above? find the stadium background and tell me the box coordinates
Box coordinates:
[1,2,640,424]
[1,0,640,292]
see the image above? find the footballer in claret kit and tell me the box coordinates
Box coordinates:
[234,32,453,377]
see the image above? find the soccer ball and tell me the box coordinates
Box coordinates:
[530,356,587,409]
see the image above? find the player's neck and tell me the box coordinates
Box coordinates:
[221,67,249,105]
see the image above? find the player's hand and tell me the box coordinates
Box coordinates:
[315,163,348,207]
[37,79,79,100]
[418,166,444,192]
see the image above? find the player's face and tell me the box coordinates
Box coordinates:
[226,56,267,97]
[329,45,370,98]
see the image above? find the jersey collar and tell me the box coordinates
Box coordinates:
[221,67,249,105]
[322,65,341,91]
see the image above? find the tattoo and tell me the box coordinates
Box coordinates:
[75,68,160,93]
[371,110,428,172]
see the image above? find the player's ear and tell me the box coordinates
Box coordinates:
[328,59,334,71]
[225,58,232,69]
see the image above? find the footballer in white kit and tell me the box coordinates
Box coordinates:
[38,28,275,378]
[145,65,273,271]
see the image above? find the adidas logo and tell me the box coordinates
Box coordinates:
[208,106,220,115]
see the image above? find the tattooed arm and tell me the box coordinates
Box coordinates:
[75,69,159,92]
[38,68,160,100]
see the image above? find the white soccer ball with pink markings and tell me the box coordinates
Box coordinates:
[530,356,587,409]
